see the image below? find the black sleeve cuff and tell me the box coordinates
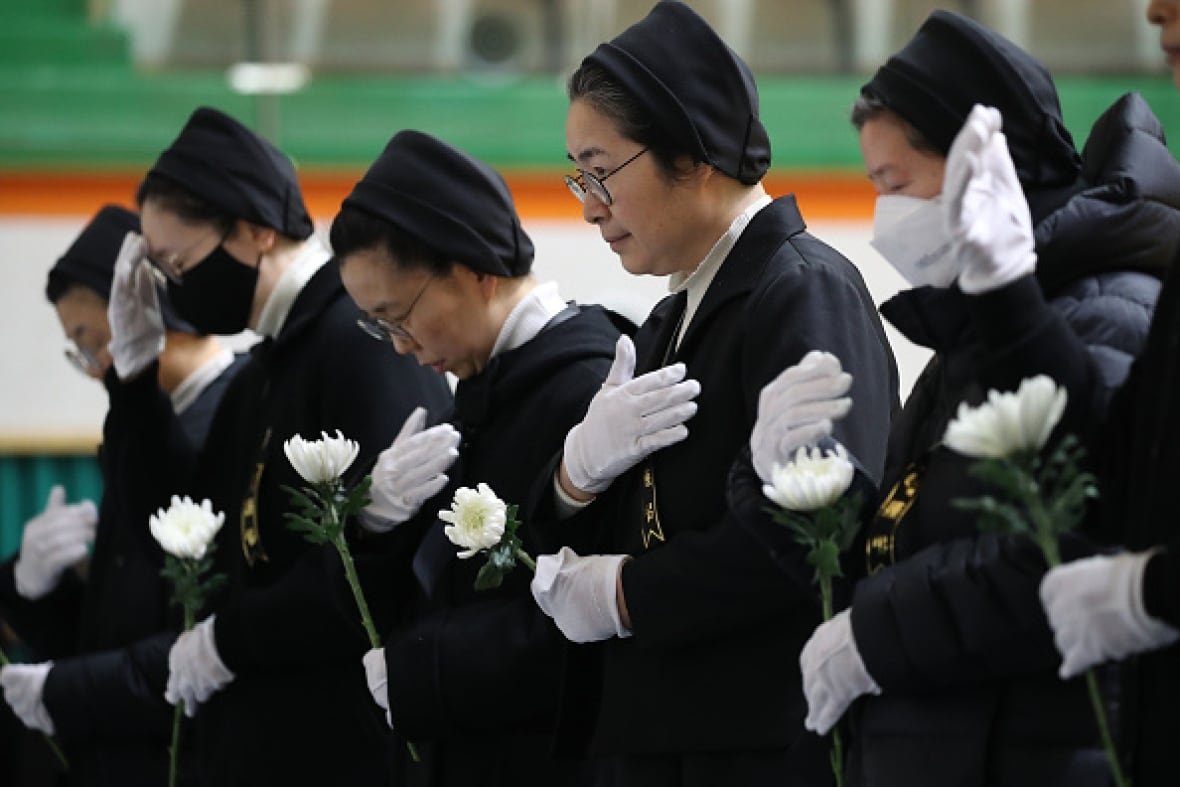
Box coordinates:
[1143,549,1180,627]
[383,623,447,740]
[966,275,1048,350]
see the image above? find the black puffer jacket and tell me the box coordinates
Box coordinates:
[846,91,1180,787]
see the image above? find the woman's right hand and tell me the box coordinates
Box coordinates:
[107,231,166,380]
[750,350,852,486]
[360,407,461,533]
[561,335,701,496]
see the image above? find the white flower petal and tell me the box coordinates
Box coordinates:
[284,430,360,484]
[149,495,226,559]
[944,375,1068,459]
[441,483,509,556]
[763,444,855,512]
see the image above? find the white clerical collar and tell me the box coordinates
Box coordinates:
[668,194,772,348]
[170,348,235,414]
[254,236,332,339]
[489,281,567,361]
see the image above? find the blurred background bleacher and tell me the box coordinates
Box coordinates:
[1,0,1176,554]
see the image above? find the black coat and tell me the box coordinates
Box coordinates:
[377,304,618,787]
[843,93,1180,787]
[118,261,453,787]
[0,354,246,787]
[529,196,898,783]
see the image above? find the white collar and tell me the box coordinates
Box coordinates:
[489,281,567,360]
[170,348,235,414]
[254,237,332,339]
[668,194,771,348]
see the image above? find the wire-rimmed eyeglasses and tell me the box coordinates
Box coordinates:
[63,339,102,376]
[144,226,231,285]
[355,276,434,343]
[564,148,649,207]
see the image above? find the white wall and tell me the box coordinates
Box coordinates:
[0,216,930,447]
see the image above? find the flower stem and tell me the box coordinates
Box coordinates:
[1084,668,1130,787]
[0,643,71,772]
[169,606,196,787]
[514,548,536,573]
[329,516,419,763]
[818,573,845,787]
[1025,479,1126,786]
[332,534,381,649]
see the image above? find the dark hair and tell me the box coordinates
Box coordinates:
[135,172,236,235]
[567,62,697,182]
[329,206,453,277]
[850,92,942,156]
[45,277,95,305]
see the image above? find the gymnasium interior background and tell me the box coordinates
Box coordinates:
[1,0,1176,557]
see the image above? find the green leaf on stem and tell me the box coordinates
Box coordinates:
[468,502,533,592]
[474,560,505,591]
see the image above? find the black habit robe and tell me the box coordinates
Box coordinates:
[527,196,899,785]
[380,304,619,787]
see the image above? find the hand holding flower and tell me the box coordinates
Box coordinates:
[151,495,226,787]
[282,430,421,762]
[945,375,1124,787]
[763,442,861,787]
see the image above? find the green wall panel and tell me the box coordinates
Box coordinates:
[1,70,1178,172]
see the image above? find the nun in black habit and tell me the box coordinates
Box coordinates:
[332,130,620,786]
[0,204,247,787]
[524,3,899,785]
[104,108,452,786]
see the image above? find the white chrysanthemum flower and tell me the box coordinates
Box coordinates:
[149,495,225,560]
[439,483,507,559]
[943,375,1067,459]
[763,444,855,512]
[284,430,360,485]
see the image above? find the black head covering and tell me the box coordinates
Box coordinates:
[46,205,137,304]
[582,0,771,184]
[341,130,534,277]
[862,10,1081,194]
[146,106,313,240]
[46,204,200,334]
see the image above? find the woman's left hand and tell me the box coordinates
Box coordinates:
[800,609,880,735]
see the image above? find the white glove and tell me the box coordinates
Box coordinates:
[360,407,461,533]
[563,335,701,495]
[107,231,165,380]
[0,663,55,734]
[362,647,392,728]
[531,547,632,643]
[165,616,235,717]
[14,485,98,601]
[750,351,852,486]
[943,104,1037,295]
[800,609,881,735]
[1040,551,1180,679]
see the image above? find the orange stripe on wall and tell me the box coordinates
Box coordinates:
[0,170,875,221]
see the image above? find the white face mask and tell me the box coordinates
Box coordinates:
[869,194,961,288]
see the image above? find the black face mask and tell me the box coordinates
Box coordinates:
[167,245,260,335]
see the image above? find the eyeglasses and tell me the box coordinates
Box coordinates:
[63,339,102,376]
[144,226,230,285]
[356,276,433,343]
[564,148,649,207]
